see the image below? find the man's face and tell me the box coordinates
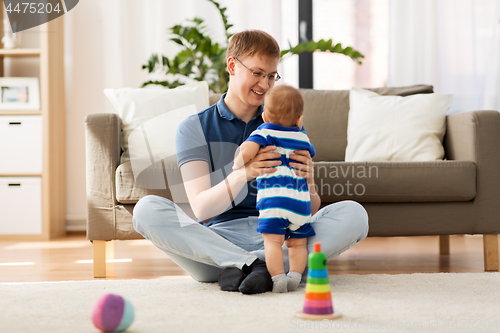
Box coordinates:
[228,53,280,110]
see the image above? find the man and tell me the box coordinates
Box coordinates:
[133,30,369,294]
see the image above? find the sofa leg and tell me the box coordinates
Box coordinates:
[439,235,450,255]
[483,234,499,271]
[93,241,107,278]
[106,240,115,260]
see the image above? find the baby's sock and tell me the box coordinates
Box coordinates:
[271,274,288,293]
[287,271,302,291]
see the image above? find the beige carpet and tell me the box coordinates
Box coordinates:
[1,273,499,333]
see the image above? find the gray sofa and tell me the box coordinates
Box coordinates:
[86,85,500,278]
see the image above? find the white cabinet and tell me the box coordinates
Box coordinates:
[0,7,65,240]
[0,177,42,234]
[0,115,42,174]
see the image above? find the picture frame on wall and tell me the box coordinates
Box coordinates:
[0,77,40,110]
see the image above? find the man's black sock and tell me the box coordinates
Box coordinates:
[219,267,246,292]
[238,259,273,295]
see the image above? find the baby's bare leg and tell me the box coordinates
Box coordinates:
[262,233,285,276]
[285,237,308,291]
[286,237,308,273]
[262,233,287,293]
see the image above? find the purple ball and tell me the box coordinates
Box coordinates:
[91,294,134,332]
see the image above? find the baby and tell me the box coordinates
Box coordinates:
[233,85,316,293]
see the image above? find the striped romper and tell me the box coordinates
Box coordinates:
[245,123,316,239]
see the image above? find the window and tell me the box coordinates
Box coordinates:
[313,0,389,90]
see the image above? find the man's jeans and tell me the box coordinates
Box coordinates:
[133,195,369,282]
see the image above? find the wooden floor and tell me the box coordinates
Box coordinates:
[0,233,490,283]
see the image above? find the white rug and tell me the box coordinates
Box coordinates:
[1,273,499,333]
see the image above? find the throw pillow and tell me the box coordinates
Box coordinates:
[104,81,209,163]
[345,87,453,162]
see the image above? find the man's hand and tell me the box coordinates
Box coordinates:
[289,150,314,186]
[289,150,321,214]
[242,145,281,182]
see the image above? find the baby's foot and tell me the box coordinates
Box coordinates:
[271,273,288,293]
[287,271,302,291]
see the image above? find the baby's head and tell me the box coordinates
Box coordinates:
[263,85,304,128]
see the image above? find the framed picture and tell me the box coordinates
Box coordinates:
[0,77,40,110]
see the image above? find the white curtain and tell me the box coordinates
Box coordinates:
[388,0,500,113]
[84,0,285,94]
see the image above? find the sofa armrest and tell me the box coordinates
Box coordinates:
[85,113,122,240]
[444,110,500,162]
[444,110,500,233]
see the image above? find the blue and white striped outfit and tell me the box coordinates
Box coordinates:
[245,123,316,239]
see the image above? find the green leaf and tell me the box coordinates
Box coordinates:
[142,54,159,73]
[180,61,194,76]
[171,25,181,35]
[343,46,354,56]
[162,56,170,68]
[170,38,184,46]
[305,40,317,52]
[177,50,190,60]
[280,49,290,57]
[172,57,180,70]
[324,39,333,50]
[317,39,326,50]
[192,17,204,25]
[211,43,220,54]
[332,43,343,52]
[352,51,364,59]
[292,44,304,53]
[141,80,183,89]
[141,80,164,88]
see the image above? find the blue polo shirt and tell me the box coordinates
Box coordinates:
[176,93,264,226]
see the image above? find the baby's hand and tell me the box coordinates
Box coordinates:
[233,160,244,170]
[233,149,245,170]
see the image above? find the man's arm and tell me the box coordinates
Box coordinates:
[180,160,246,222]
[309,186,321,215]
[180,146,281,222]
[233,141,262,170]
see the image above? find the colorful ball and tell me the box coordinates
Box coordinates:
[91,294,135,332]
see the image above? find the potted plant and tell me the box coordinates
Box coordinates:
[141,0,364,93]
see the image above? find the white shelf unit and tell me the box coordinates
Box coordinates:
[0,6,66,240]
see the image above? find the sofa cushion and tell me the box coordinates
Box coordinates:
[345,88,453,162]
[314,160,476,203]
[301,85,434,162]
[105,81,210,164]
[116,160,476,204]
[115,158,186,204]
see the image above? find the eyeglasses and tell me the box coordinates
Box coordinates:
[234,57,281,82]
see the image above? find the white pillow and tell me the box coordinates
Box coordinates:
[345,87,453,162]
[104,81,209,163]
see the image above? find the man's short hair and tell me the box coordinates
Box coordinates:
[226,30,280,61]
[264,85,304,127]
